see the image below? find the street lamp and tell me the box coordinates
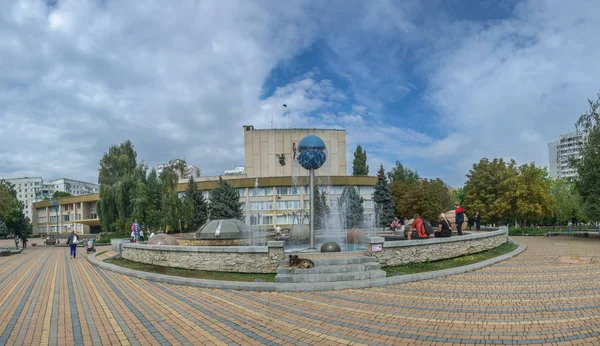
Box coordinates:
[51,200,59,245]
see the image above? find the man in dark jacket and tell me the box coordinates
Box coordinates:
[67,231,79,258]
[455,202,465,235]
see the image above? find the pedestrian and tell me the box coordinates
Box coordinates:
[150,232,155,239]
[131,219,140,242]
[455,202,465,236]
[14,235,19,250]
[22,237,27,249]
[475,212,481,231]
[139,229,144,242]
[67,230,79,258]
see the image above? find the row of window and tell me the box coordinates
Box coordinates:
[199,186,375,199]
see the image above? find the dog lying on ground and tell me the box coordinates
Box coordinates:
[288,255,315,270]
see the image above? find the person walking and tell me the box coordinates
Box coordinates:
[67,230,79,258]
[22,236,27,249]
[14,235,19,250]
[455,202,465,236]
[475,212,481,231]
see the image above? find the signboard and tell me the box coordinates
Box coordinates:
[370,243,383,252]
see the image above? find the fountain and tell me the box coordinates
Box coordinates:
[195,219,250,245]
[296,135,330,251]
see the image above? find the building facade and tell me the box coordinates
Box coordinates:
[6,177,99,220]
[548,131,586,179]
[32,193,100,235]
[243,125,347,178]
[157,159,202,181]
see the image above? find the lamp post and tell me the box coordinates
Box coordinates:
[51,200,59,245]
[296,135,327,249]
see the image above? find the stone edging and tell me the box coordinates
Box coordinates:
[88,241,526,292]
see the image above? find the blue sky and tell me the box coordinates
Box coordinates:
[1,0,600,187]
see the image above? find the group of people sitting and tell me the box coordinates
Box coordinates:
[390,203,468,240]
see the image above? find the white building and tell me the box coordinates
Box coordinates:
[548,131,586,179]
[5,177,99,220]
[156,159,201,181]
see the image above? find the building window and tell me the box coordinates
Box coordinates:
[276,187,300,195]
[276,200,300,210]
[249,201,273,211]
[38,217,48,223]
[363,200,374,209]
[38,226,47,233]
[237,188,246,196]
[249,187,273,196]
[49,216,58,222]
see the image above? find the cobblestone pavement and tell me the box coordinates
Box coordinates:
[1,237,599,345]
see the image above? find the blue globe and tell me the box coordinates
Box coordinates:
[297,135,327,170]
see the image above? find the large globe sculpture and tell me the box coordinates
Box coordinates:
[297,135,327,170]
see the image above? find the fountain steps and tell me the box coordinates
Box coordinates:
[274,255,386,284]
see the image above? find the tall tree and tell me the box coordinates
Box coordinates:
[337,186,364,228]
[184,176,208,230]
[145,168,162,231]
[312,185,324,229]
[514,163,555,234]
[388,160,420,184]
[463,158,519,225]
[159,167,181,232]
[570,91,600,220]
[0,217,7,238]
[97,140,144,232]
[0,180,16,219]
[52,191,72,199]
[131,179,149,226]
[209,177,243,220]
[373,165,396,227]
[549,178,584,226]
[0,180,28,238]
[451,188,465,205]
[393,178,452,223]
[352,145,369,176]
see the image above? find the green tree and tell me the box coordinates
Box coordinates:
[388,160,420,184]
[393,178,452,223]
[52,191,72,199]
[184,176,209,230]
[0,180,28,238]
[209,177,243,220]
[463,158,519,225]
[0,180,16,218]
[312,185,330,230]
[97,140,144,232]
[0,217,7,238]
[337,186,364,228]
[451,188,465,205]
[145,168,162,231]
[159,167,181,232]
[352,145,369,176]
[570,92,600,220]
[373,165,396,227]
[514,163,555,234]
[549,178,584,226]
[131,179,149,226]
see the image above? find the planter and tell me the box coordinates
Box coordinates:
[31,243,37,247]
[0,250,10,257]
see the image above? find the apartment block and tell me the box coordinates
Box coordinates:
[32,193,100,235]
[156,159,202,181]
[548,131,586,179]
[6,177,99,220]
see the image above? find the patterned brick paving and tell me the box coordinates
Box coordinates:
[1,237,600,345]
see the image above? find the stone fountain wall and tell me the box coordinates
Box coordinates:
[121,241,285,273]
[366,228,508,267]
[177,239,248,246]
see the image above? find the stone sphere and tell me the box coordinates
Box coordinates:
[290,224,310,241]
[297,135,327,170]
[320,241,341,252]
[346,228,365,243]
[148,233,179,246]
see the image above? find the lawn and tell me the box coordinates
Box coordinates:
[384,242,519,276]
[105,257,276,282]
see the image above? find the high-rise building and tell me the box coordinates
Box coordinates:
[548,131,586,179]
[5,177,99,220]
[156,159,201,181]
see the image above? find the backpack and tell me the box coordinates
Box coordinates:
[422,220,434,235]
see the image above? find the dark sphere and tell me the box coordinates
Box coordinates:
[297,135,327,170]
[320,241,341,252]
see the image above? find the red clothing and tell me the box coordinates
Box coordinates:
[411,218,428,238]
[455,206,465,214]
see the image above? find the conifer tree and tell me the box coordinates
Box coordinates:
[209,177,243,220]
[352,145,369,176]
[337,186,364,228]
[184,176,208,229]
[373,165,396,227]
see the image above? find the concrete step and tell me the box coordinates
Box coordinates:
[279,256,376,267]
[277,262,381,274]
[275,270,386,283]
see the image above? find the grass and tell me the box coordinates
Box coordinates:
[384,242,519,277]
[105,257,276,282]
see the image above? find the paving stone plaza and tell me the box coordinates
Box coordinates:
[1,237,600,345]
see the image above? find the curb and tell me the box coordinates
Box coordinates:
[88,242,526,292]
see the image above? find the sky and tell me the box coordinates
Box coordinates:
[1,0,600,187]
